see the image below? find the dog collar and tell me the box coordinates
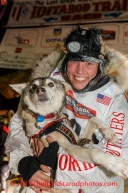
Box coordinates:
[26,109,55,123]
[36,113,55,122]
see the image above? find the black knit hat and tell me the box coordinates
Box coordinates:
[62,26,106,74]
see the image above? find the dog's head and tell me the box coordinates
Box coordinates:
[10,77,71,116]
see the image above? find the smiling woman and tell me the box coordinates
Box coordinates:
[67,61,98,90]
[61,27,106,93]
[5,26,128,193]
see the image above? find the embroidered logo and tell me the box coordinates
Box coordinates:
[66,90,96,119]
[96,93,112,106]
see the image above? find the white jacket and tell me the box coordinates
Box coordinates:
[50,68,128,193]
[5,45,128,193]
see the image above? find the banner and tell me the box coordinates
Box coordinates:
[7,0,128,27]
[0,26,72,69]
[0,23,128,69]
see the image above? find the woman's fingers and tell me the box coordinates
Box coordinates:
[46,135,55,143]
[29,170,51,192]
[32,136,56,157]
[40,164,50,173]
[32,138,45,157]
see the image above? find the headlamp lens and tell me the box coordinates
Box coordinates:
[67,41,81,53]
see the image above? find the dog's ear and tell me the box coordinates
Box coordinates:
[60,81,72,91]
[9,83,27,94]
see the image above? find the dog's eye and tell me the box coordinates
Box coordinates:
[32,84,37,89]
[48,82,54,87]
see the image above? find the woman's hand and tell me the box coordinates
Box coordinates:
[29,136,58,192]
[31,136,59,169]
[31,136,55,157]
[29,165,51,193]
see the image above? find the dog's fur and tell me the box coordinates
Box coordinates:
[11,77,128,193]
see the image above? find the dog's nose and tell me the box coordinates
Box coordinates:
[37,87,45,94]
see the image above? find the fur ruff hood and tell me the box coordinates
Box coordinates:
[30,45,128,94]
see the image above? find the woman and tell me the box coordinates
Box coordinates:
[5,26,128,193]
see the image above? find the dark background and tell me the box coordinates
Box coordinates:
[0,68,20,112]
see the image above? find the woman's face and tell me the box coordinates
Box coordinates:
[66,60,98,90]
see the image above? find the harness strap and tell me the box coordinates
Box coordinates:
[78,138,91,147]
[39,121,77,145]
[32,119,91,147]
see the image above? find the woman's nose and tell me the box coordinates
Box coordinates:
[76,62,86,74]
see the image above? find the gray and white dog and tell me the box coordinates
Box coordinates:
[10,76,128,193]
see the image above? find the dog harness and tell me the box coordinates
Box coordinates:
[32,118,91,147]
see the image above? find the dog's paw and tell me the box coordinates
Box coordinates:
[99,126,119,143]
[106,156,128,179]
[89,117,119,143]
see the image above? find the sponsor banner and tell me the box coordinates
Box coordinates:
[6,0,128,27]
[0,26,72,69]
[0,22,128,69]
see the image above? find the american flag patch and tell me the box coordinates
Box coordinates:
[96,93,112,106]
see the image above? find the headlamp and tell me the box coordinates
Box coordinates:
[64,27,105,61]
[67,40,92,56]
[66,40,104,61]
[67,41,81,53]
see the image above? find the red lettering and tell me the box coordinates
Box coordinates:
[83,3,90,12]
[59,5,67,14]
[83,13,101,19]
[123,0,127,10]
[88,163,96,169]
[45,7,53,15]
[92,13,102,19]
[102,1,111,11]
[72,14,82,20]
[75,4,82,12]
[30,6,46,18]
[61,13,101,21]
[118,137,123,144]
[106,150,120,156]
[106,141,122,150]
[83,162,88,170]
[68,155,82,171]
[112,112,125,118]
[92,2,102,11]
[83,162,97,170]
[12,7,17,18]
[30,6,38,18]
[68,4,75,13]
[37,7,46,17]
[115,131,123,135]
[53,6,61,14]
[58,154,68,170]
[12,6,22,21]
[66,3,90,13]
[112,0,121,11]
[111,118,124,125]
[110,123,124,131]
